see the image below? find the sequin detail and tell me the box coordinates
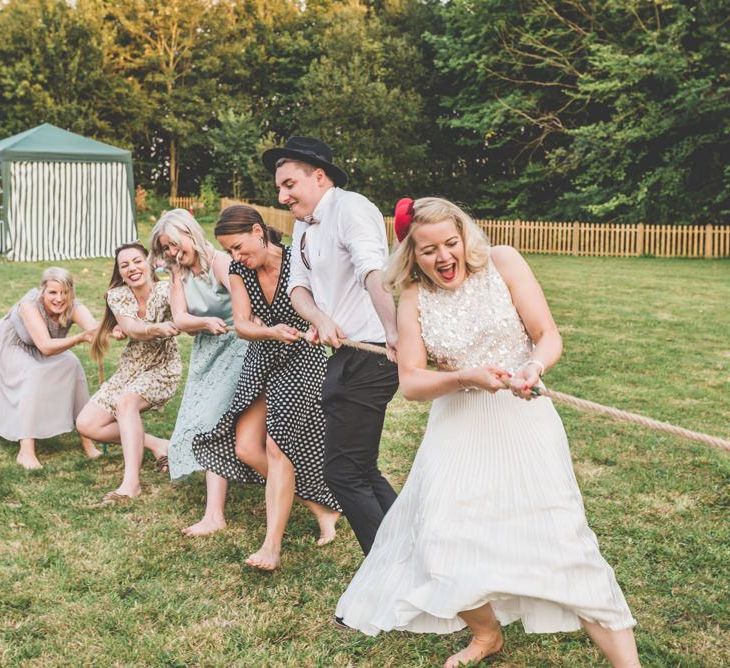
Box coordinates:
[418,262,533,373]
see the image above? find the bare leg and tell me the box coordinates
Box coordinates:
[233,395,338,551]
[299,498,340,546]
[76,401,166,454]
[17,438,42,470]
[444,602,504,668]
[234,395,269,477]
[111,393,151,498]
[80,434,102,459]
[581,619,641,667]
[245,436,294,571]
[182,471,229,537]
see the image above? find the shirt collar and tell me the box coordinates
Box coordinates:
[309,186,337,224]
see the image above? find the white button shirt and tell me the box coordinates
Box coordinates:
[287,187,388,342]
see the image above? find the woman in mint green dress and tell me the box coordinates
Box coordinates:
[150,209,248,536]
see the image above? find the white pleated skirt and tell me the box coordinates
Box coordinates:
[336,390,636,635]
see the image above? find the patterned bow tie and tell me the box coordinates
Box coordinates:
[303,214,320,225]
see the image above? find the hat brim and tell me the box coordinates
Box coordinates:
[262,147,348,188]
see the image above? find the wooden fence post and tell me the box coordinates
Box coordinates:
[636,223,644,256]
[571,221,580,256]
[512,220,521,250]
[704,223,714,258]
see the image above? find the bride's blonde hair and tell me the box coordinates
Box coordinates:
[384,197,490,294]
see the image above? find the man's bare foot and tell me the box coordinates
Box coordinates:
[16,452,43,470]
[443,630,504,668]
[245,545,281,571]
[182,516,226,537]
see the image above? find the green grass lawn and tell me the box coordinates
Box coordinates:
[1,221,728,667]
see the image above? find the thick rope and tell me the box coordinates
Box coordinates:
[533,387,730,452]
[333,337,730,452]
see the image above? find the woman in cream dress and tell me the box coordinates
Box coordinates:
[335,198,640,667]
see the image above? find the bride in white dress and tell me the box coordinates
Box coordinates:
[335,197,640,667]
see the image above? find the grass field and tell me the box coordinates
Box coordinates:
[1,216,728,667]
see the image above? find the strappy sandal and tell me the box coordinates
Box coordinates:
[154,455,169,474]
[101,491,135,506]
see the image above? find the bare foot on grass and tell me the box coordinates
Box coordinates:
[16,452,43,470]
[443,630,504,668]
[245,545,281,571]
[316,509,340,546]
[146,435,169,461]
[81,437,102,460]
[306,503,340,546]
[182,516,226,537]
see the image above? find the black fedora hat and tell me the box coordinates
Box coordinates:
[262,136,348,188]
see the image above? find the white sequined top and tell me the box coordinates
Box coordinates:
[417,260,533,373]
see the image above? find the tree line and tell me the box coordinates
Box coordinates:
[1,0,727,224]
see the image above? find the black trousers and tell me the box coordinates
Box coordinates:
[322,345,399,555]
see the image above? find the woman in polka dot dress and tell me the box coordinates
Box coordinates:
[193,205,340,571]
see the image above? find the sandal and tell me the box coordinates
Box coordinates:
[101,491,135,506]
[154,455,169,474]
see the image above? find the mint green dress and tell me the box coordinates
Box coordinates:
[168,264,249,479]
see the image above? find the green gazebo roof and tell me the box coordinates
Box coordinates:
[0,123,131,163]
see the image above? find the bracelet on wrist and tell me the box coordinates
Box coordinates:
[522,359,545,377]
[457,370,472,392]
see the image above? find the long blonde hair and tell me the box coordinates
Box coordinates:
[384,197,490,294]
[39,267,76,327]
[149,209,214,281]
[90,242,153,362]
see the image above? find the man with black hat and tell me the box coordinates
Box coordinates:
[262,136,399,556]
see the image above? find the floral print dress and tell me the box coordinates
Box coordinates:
[91,281,182,416]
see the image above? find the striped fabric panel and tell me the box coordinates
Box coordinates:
[7,161,136,261]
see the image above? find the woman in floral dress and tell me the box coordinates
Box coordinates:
[76,242,182,504]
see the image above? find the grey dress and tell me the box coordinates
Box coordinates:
[0,289,89,441]
[168,264,249,479]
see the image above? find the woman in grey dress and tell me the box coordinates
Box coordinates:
[149,209,249,536]
[0,267,101,469]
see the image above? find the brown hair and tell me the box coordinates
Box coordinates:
[214,205,283,245]
[90,242,154,362]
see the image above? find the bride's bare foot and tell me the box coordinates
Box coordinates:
[81,437,102,460]
[245,544,281,571]
[182,516,226,537]
[443,630,504,668]
[16,452,43,470]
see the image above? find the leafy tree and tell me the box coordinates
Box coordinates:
[207,108,260,199]
[295,0,429,210]
[429,0,730,223]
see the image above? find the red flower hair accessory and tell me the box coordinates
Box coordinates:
[394,197,415,242]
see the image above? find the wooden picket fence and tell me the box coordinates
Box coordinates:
[384,218,730,258]
[168,196,201,210]
[182,198,729,259]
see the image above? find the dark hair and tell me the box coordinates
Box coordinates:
[214,205,283,245]
[91,242,153,362]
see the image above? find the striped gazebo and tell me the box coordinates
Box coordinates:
[0,124,137,261]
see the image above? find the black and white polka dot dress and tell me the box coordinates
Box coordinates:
[192,246,340,512]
